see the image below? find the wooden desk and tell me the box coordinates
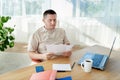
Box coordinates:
[0,45,120,80]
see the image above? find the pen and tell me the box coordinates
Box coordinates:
[71,62,75,69]
[57,70,66,72]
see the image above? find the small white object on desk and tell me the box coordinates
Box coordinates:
[52,64,71,71]
[81,59,93,72]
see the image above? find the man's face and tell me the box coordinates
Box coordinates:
[43,14,57,30]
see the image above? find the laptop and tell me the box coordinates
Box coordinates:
[78,37,116,70]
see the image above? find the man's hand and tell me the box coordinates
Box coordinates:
[62,51,72,57]
[42,52,57,60]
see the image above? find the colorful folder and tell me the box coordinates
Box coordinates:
[29,70,57,80]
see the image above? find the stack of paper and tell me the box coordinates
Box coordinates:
[46,44,73,55]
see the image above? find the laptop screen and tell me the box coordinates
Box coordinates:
[108,37,116,58]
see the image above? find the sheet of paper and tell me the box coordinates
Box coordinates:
[53,64,71,71]
[46,44,73,55]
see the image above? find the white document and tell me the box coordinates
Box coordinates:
[52,64,71,71]
[46,44,73,55]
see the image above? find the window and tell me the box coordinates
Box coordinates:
[0,0,45,16]
[24,0,44,15]
[2,0,22,16]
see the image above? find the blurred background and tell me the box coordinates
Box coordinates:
[0,0,120,50]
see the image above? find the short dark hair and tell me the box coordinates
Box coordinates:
[43,9,56,18]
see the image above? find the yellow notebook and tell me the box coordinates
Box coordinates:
[29,70,57,80]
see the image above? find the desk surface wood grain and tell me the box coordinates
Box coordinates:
[0,45,120,80]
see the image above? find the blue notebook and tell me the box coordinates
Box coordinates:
[56,76,72,80]
[78,37,116,70]
[35,66,44,73]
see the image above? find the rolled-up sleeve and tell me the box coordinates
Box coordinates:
[63,30,70,44]
[27,33,39,52]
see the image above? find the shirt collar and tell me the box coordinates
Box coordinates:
[41,26,55,33]
[41,26,47,32]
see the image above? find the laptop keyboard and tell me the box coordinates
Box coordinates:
[93,54,104,66]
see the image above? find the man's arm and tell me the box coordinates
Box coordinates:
[28,51,56,61]
[62,30,72,57]
[28,51,44,60]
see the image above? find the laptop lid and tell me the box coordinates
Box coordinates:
[99,37,117,70]
[108,37,116,58]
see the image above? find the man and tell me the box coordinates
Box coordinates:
[28,9,72,62]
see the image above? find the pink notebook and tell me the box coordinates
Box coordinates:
[29,70,57,80]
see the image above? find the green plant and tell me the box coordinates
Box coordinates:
[0,16,15,51]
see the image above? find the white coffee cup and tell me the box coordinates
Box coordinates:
[81,59,93,72]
